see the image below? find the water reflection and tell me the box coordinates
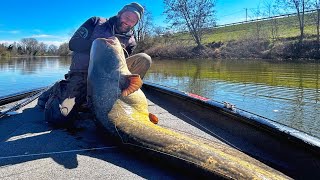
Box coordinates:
[0,57,70,96]
[0,57,319,138]
[0,57,70,74]
[145,59,320,138]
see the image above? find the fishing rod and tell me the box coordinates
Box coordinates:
[0,86,51,119]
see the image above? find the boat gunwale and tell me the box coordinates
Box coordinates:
[0,87,47,106]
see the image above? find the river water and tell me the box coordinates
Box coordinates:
[1,56,319,138]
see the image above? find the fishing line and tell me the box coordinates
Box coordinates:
[159,123,229,145]
[114,45,129,145]
[179,112,241,151]
[0,146,118,160]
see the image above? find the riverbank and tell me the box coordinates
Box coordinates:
[135,38,320,61]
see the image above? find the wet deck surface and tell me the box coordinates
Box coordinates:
[0,86,319,179]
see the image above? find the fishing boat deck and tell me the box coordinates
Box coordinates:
[0,92,223,179]
[0,84,319,179]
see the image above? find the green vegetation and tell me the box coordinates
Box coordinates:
[137,12,320,61]
[169,12,319,43]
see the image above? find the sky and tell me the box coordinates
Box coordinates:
[0,0,265,46]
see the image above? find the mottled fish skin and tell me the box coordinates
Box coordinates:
[87,38,291,180]
[87,37,128,134]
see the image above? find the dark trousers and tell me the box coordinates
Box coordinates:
[38,72,87,127]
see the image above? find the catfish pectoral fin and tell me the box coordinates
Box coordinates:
[121,74,143,97]
[149,113,159,124]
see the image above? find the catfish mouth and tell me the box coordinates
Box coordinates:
[104,37,118,46]
[103,37,124,57]
[105,39,116,45]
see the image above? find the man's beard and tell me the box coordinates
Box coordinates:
[116,18,131,33]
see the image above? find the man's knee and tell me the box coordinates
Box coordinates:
[126,53,152,78]
[136,53,152,67]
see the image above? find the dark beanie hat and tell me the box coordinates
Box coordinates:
[118,2,144,20]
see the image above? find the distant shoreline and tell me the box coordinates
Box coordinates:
[1,55,67,59]
[138,39,320,62]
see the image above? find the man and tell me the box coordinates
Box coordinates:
[38,2,151,127]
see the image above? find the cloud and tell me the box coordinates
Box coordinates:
[29,34,70,41]
[9,30,20,34]
[33,29,42,33]
[0,40,15,45]
[0,40,67,46]
[30,34,60,38]
[0,30,20,34]
[39,40,68,46]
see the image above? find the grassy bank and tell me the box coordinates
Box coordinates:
[136,12,320,61]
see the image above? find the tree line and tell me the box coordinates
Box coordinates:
[0,38,70,57]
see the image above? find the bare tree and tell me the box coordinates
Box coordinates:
[310,0,320,43]
[48,44,58,55]
[135,6,153,42]
[277,0,312,42]
[38,42,48,55]
[153,26,165,37]
[163,0,216,47]
[11,42,19,55]
[251,5,264,41]
[0,44,7,56]
[20,38,39,55]
[263,0,280,40]
[58,43,70,56]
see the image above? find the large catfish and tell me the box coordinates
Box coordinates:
[87,37,290,179]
